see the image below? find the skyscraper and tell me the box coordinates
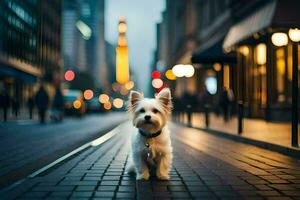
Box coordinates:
[61,0,106,90]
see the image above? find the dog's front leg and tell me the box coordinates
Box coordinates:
[133,151,150,180]
[156,153,172,180]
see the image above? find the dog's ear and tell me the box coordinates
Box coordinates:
[128,90,143,111]
[156,88,172,113]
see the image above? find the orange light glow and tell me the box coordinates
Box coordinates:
[125,81,134,90]
[104,102,112,110]
[99,94,109,103]
[118,23,127,33]
[73,100,81,109]
[83,89,93,100]
[165,69,176,80]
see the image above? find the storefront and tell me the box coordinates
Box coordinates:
[223,0,300,121]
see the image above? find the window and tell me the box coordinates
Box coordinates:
[275,48,286,103]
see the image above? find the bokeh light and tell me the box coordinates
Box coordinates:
[118,23,127,33]
[64,70,75,81]
[73,100,82,109]
[152,78,163,88]
[99,94,109,103]
[151,70,161,79]
[185,64,195,77]
[83,89,93,100]
[165,69,176,80]
[113,98,124,109]
[213,63,222,71]
[172,64,185,77]
[104,102,112,110]
[271,32,288,47]
[205,77,217,95]
[125,81,134,90]
[120,87,129,95]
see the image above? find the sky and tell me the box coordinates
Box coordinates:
[105,0,166,95]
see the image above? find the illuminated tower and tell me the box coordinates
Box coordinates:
[116,16,130,84]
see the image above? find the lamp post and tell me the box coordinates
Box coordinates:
[289,28,300,147]
[272,29,300,147]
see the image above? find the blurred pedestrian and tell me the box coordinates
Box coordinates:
[219,87,235,122]
[51,87,64,122]
[12,97,20,118]
[27,96,34,119]
[35,84,49,124]
[0,89,10,121]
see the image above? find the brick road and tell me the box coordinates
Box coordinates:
[1,122,300,200]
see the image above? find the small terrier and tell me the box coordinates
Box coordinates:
[127,88,173,180]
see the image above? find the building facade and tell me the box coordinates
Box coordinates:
[0,0,62,112]
[155,0,300,122]
[223,0,300,121]
[61,0,106,90]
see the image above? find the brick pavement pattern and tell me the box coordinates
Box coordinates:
[2,122,300,200]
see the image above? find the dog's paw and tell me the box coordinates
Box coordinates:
[136,171,150,180]
[157,174,170,180]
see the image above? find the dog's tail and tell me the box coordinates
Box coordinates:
[126,154,135,175]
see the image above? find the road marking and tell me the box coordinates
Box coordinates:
[0,122,128,192]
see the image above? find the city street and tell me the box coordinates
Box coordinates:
[2,122,300,200]
[0,113,127,188]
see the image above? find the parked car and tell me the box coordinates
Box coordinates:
[63,89,85,116]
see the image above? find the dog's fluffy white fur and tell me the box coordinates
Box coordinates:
[126,88,173,180]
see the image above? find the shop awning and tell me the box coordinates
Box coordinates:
[0,65,38,83]
[223,0,300,49]
[191,34,236,64]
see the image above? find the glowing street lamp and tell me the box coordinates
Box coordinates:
[288,28,300,147]
[289,28,300,42]
[271,32,288,47]
[271,29,300,147]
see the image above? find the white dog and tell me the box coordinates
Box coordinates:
[126,88,173,180]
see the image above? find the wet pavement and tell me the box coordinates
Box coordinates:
[0,113,127,188]
[1,122,300,200]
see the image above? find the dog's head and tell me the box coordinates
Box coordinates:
[128,88,172,133]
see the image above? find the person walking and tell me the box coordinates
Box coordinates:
[27,96,34,119]
[219,87,230,122]
[0,89,10,121]
[51,87,64,122]
[35,84,49,124]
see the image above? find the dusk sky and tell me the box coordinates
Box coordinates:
[105,0,166,94]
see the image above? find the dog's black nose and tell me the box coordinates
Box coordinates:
[144,115,151,121]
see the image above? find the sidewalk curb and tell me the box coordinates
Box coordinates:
[179,123,300,159]
[202,128,300,159]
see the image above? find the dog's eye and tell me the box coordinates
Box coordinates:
[152,109,159,114]
[140,108,145,113]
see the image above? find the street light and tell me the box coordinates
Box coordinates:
[271,32,288,47]
[272,29,300,147]
[289,28,300,147]
[289,28,300,42]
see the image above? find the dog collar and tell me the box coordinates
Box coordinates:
[139,129,162,138]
